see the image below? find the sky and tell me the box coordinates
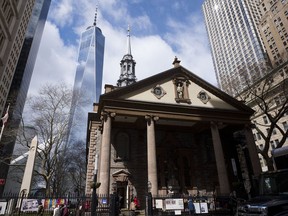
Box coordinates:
[28,0,217,97]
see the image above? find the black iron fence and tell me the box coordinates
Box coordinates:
[0,193,112,216]
[0,193,244,216]
[147,194,242,216]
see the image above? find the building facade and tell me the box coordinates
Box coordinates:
[202,0,269,96]
[67,15,105,146]
[242,62,288,171]
[0,0,36,116]
[1,0,51,195]
[85,60,261,210]
[258,0,288,68]
[0,0,53,197]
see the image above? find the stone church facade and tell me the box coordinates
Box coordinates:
[85,61,261,209]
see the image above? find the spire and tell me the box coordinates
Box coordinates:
[117,26,136,87]
[127,25,132,55]
[93,6,98,26]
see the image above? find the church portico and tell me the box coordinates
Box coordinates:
[91,111,256,205]
[86,63,261,210]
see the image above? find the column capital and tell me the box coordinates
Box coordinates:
[100,112,116,121]
[145,115,159,122]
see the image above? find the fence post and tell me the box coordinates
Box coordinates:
[146,192,153,216]
[109,193,119,216]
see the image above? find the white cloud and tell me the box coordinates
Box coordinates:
[49,0,74,27]
[28,21,77,95]
[28,0,216,98]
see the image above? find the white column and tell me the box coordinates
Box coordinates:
[146,115,158,196]
[98,112,114,195]
[210,122,230,195]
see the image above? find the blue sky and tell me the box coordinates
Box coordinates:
[28,0,216,96]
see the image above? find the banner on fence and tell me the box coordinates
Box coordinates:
[21,199,44,212]
[21,198,67,211]
[165,198,184,210]
[194,202,208,214]
[155,199,163,209]
[0,202,7,214]
[44,198,67,209]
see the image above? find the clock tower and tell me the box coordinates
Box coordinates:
[117,26,137,87]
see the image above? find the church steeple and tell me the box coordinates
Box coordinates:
[127,25,131,55]
[117,26,136,87]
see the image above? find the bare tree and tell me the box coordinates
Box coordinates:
[67,141,86,195]
[237,65,288,171]
[25,83,73,196]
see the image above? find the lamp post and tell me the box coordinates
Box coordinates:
[110,181,119,216]
[91,154,98,216]
[147,181,153,216]
[147,181,152,193]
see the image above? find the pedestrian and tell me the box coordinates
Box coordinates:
[59,204,64,216]
[188,197,195,215]
[37,203,44,216]
[133,196,140,210]
[53,204,60,216]
[60,205,69,216]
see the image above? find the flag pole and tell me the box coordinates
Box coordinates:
[0,104,10,142]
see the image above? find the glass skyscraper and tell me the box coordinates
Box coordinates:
[202,0,269,96]
[67,18,105,146]
[0,0,51,196]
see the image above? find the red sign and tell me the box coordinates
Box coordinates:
[0,179,5,185]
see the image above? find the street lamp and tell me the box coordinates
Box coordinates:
[91,154,98,216]
[111,182,119,216]
[112,182,117,194]
[147,181,153,216]
[147,181,152,193]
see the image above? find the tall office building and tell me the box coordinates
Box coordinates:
[67,12,105,146]
[0,1,36,117]
[258,0,288,67]
[0,0,51,196]
[202,0,270,96]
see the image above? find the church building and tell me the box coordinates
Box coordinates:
[85,29,261,210]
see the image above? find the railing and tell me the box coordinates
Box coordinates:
[148,194,242,216]
[0,193,112,216]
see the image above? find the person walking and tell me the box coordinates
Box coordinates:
[60,204,69,216]
[37,203,44,216]
[53,204,60,216]
[188,197,195,215]
[133,196,140,210]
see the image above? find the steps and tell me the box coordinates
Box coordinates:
[120,209,145,216]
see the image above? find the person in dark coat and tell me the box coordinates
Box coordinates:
[188,197,195,215]
[37,203,44,216]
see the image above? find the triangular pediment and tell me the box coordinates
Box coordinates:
[112,169,131,182]
[100,66,252,113]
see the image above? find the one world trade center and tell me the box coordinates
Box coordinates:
[67,11,105,146]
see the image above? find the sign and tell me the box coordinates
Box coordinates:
[194,202,208,214]
[155,199,163,209]
[0,202,7,214]
[21,199,40,212]
[175,210,182,215]
[0,179,5,185]
[165,199,184,210]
